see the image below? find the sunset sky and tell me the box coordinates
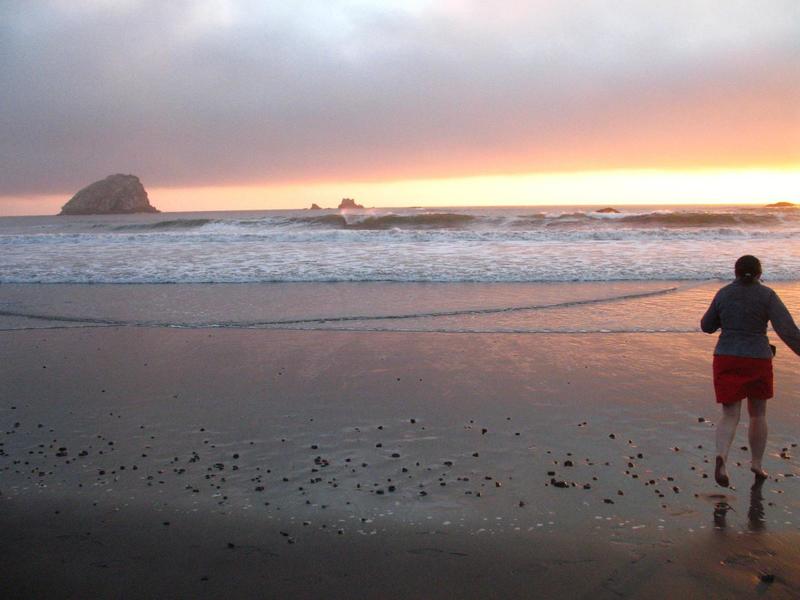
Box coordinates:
[1,0,798,215]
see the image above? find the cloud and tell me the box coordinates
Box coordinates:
[1,0,798,195]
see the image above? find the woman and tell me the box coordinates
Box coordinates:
[701,255,800,487]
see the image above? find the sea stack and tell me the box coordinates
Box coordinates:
[595,207,620,214]
[59,174,159,215]
[309,203,322,210]
[338,198,364,210]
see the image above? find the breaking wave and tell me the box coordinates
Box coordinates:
[3,204,800,283]
[113,218,217,231]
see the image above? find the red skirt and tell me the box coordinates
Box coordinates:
[713,354,773,404]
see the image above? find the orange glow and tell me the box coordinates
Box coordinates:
[1,167,798,216]
[149,167,800,212]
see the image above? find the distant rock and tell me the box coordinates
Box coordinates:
[338,198,364,210]
[309,203,322,210]
[59,174,159,215]
[595,207,620,214]
[765,201,796,208]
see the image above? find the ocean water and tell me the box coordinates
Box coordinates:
[1,204,799,283]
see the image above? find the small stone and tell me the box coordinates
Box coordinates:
[760,574,775,584]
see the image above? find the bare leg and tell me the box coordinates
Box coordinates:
[715,400,741,486]
[748,398,768,479]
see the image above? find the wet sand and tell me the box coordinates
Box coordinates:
[2,285,800,598]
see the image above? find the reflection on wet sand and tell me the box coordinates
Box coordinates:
[711,477,767,532]
[748,478,766,532]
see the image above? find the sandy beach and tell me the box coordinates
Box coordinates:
[2,282,800,598]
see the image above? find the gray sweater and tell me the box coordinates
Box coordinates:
[701,279,800,359]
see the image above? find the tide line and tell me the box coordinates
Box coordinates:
[0,285,684,329]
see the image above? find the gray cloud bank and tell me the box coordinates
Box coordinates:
[1,0,798,196]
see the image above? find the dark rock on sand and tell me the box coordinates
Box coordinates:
[59,174,159,215]
[338,198,364,210]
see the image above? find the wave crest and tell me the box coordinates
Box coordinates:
[113,218,216,231]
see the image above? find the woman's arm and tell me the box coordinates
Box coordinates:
[769,291,800,356]
[701,295,721,333]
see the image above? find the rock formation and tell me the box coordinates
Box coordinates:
[764,201,796,208]
[309,203,322,210]
[595,207,620,214]
[338,198,364,210]
[59,174,159,215]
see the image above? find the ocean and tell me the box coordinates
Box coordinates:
[1,204,798,284]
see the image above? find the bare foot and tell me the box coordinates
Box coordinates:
[715,456,730,487]
[751,466,768,480]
